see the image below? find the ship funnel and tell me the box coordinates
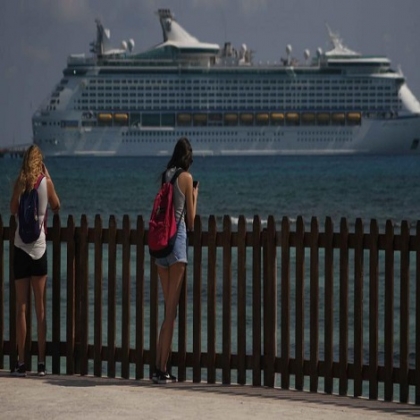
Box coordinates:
[157,8,200,45]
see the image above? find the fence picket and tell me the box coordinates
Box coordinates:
[107,216,117,378]
[207,216,217,384]
[281,216,290,389]
[353,218,364,397]
[295,216,305,391]
[324,217,334,394]
[310,217,319,392]
[121,215,131,379]
[135,216,145,380]
[252,216,262,387]
[222,215,232,384]
[193,215,203,383]
[384,220,395,402]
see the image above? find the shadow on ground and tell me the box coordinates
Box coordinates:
[1,371,417,419]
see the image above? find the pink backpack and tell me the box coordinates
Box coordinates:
[148,168,183,258]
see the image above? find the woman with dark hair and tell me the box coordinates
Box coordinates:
[152,137,198,384]
[10,145,60,376]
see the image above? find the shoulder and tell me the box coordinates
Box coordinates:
[177,171,192,194]
[178,171,192,182]
[178,171,192,189]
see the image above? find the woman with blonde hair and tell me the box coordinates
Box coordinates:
[9,145,60,376]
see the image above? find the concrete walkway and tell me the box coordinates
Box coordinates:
[0,370,418,419]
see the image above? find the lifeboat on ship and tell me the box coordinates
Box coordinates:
[193,114,207,125]
[270,113,285,125]
[346,112,361,124]
[256,113,269,125]
[98,113,112,122]
[177,113,192,125]
[286,112,300,125]
[113,113,129,125]
[240,113,254,125]
[224,113,238,125]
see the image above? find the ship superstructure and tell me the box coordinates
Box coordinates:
[32,9,420,156]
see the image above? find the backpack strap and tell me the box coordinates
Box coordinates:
[161,167,184,185]
[170,168,184,184]
[34,174,45,189]
[24,174,44,193]
[167,168,186,224]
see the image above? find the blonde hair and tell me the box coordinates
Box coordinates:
[15,145,44,194]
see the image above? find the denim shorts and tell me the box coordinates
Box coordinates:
[155,221,188,268]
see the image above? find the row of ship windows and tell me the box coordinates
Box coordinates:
[119,136,352,143]
[36,133,352,144]
[85,93,383,101]
[121,131,279,137]
[75,99,399,105]
[84,85,394,92]
[80,79,389,86]
[120,130,352,136]
[81,91,395,97]
[122,131,281,136]
[77,95,399,101]
[77,97,396,105]
[119,138,275,143]
[73,105,399,112]
[297,137,352,142]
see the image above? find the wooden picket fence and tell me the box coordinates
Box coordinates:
[0,213,419,404]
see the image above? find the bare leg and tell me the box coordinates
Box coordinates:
[156,263,185,372]
[31,275,47,363]
[159,267,170,303]
[15,278,30,364]
[155,266,169,370]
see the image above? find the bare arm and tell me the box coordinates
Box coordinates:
[43,164,60,213]
[47,178,60,213]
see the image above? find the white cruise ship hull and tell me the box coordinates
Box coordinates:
[35,115,420,157]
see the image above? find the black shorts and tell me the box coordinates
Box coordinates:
[13,246,48,279]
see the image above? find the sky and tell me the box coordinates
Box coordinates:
[1,0,420,148]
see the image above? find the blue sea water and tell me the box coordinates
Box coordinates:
[1,154,419,228]
[1,154,419,397]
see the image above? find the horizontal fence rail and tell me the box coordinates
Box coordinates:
[1,214,419,404]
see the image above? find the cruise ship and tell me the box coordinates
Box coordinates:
[32,9,420,156]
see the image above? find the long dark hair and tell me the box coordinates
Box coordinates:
[166,137,193,171]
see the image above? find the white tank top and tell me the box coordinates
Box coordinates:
[165,167,186,223]
[14,177,48,259]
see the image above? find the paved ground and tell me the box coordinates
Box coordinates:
[0,370,419,419]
